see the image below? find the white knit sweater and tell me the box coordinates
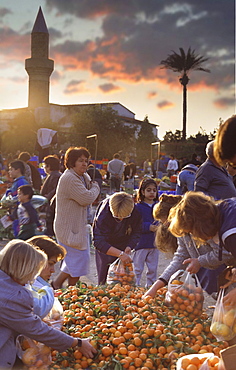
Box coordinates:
[54,168,100,249]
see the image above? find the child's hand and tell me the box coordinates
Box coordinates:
[183,258,201,274]
[220,268,236,289]
[223,287,236,307]
[37,224,43,232]
[150,224,158,232]
[142,280,165,299]
[124,246,132,255]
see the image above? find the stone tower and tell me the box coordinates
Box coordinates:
[25,7,54,109]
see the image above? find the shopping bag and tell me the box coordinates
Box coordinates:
[16,335,51,368]
[43,297,64,330]
[107,257,135,285]
[165,269,204,319]
[210,288,236,341]
[176,353,220,370]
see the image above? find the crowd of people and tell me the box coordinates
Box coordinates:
[0,115,236,368]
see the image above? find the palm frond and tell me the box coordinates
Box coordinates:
[160,47,210,74]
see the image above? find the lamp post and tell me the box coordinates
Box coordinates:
[151,140,161,176]
[86,134,98,181]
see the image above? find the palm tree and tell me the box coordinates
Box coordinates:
[160,47,210,140]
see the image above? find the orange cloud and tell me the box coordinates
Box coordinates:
[147,91,157,99]
[64,79,89,94]
[214,97,235,109]
[157,100,174,110]
[99,83,121,93]
[1,27,29,61]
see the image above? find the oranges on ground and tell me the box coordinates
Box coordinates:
[51,282,227,370]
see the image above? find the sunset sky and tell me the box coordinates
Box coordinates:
[0,0,235,139]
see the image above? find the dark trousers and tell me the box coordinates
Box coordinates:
[110,176,121,192]
[95,249,117,285]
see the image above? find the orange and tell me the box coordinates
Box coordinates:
[190,357,201,367]
[186,365,198,370]
[181,358,191,369]
[101,346,113,357]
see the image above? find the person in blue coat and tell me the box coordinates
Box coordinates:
[93,192,142,285]
[133,178,159,287]
[0,240,96,369]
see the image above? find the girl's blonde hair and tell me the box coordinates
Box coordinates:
[154,223,178,255]
[109,192,134,219]
[0,239,47,285]
[153,193,182,222]
[168,191,220,242]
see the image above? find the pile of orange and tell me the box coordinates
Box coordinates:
[49,283,227,370]
[165,279,204,320]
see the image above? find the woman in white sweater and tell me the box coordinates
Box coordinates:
[53,147,100,288]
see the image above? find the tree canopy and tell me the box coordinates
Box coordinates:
[69,105,137,160]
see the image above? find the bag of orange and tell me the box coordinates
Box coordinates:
[106,258,136,285]
[176,353,220,370]
[210,288,236,342]
[16,335,52,369]
[43,297,64,330]
[165,269,204,319]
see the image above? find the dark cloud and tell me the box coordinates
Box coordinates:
[99,83,121,93]
[64,79,88,94]
[213,97,235,109]
[157,100,174,109]
[67,79,85,87]
[0,26,29,60]
[48,27,63,41]
[0,7,12,18]
[51,70,61,82]
[44,0,234,92]
[0,1,234,98]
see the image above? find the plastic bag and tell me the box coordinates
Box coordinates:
[165,269,204,319]
[43,297,64,330]
[16,335,52,369]
[107,258,135,285]
[210,288,236,341]
[176,353,220,370]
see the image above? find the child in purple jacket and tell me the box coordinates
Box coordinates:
[133,178,159,287]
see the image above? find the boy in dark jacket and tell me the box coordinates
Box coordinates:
[10,185,41,240]
[93,192,142,284]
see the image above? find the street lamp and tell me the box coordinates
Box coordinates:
[151,140,161,161]
[86,134,98,181]
[151,140,161,174]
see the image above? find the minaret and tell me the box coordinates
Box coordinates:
[25,7,54,108]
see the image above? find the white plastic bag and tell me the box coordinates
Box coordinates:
[43,297,64,330]
[107,258,135,285]
[16,335,51,369]
[165,269,204,319]
[210,288,236,341]
[176,353,220,370]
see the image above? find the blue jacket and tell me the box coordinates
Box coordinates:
[30,277,55,319]
[194,159,236,200]
[6,176,28,199]
[93,197,142,254]
[135,202,159,250]
[0,270,74,369]
[11,201,40,227]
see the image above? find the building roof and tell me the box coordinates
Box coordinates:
[50,102,135,115]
